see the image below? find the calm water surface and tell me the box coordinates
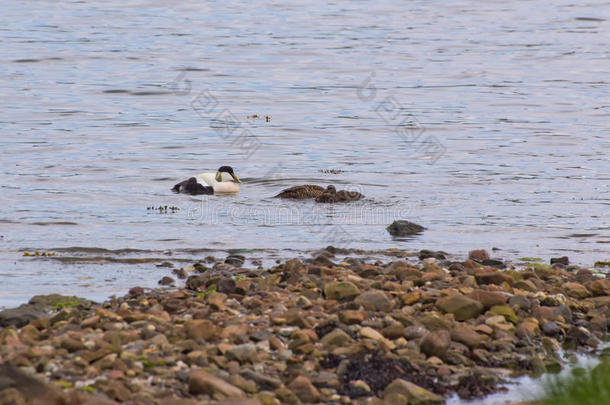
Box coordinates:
[1,0,609,308]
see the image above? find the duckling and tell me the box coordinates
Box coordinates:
[315,185,364,203]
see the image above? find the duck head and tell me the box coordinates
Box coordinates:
[216,166,241,183]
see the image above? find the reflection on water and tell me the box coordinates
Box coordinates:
[1,0,609,306]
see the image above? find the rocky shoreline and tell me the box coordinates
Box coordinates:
[1,247,609,405]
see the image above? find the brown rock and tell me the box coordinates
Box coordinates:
[514,279,537,292]
[0,363,66,405]
[188,370,245,398]
[323,281,360,300]
[340,310,366,324]
[467,289,507,309]
[185,319,218,340]
[354,290,394,312]
[383,378,444,405]
[589,279,610,296]
[563,282,590,299]
[419,330,450,357]
[287,376,320,403]
[436,295,483,321]
[451,323,485,348]
[103,379,132,402]
[474,270,514,286]
[321,328,354,347]
[469,249,490,262]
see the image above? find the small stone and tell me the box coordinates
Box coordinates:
[488,305,518,324]
[404,325,428,340]
[589,279,610,296]
[514,279,537,292]
[436,295,483,321]
[226,344,258,363]
[323,281,360,300]
[468,290,507,309]
[354,290,394,312]
[451,323,485,349]
[287,376,320,403]
[383,378,444,405]
[468,249,490,262]
[339,310,366,324]
[419,330,450,358]
[360,326,396,349]
[189,370,245,398]
[563,282,590,299]
[225,254,246,267]
[508,295,532,311]
[321,328,354,347]
[542,321,562,336]
[474,270,514,286]
[185,319,217,340]
[158,276,175,286]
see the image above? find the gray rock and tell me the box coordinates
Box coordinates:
[0,305,46,328]
[387,220,425,237]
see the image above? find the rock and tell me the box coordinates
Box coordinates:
[468,250,490,262]
[467,290,507,309]
[420,330,450,358]
[542,321,562,336]
[481,259,506,269]
[321,328,354,347]
[404,325,428,340]
[158,276,175,286]
[474,270,514,286]
[386,220,425,237]
[360,326,396,350]
[323,281,360,300]
[514,279,537,292]
[227,344,259,363]
[217,278,236,294]
[381,323,406,340]
[185,274,208,291]
[436,295,483,321]
[508,295,532,311]
[287,376,320,403]
[488,305,518,324]
[589,279,610,296]
[189,370,245,398]
[563,282,590,299]
[354,290,394,312]
[0,363,66,405]
[0,305,46,328]
[339,310,366,324]
[312,254,336,267]
[418,250,446,260]
[383,378,445,405]
[225,254,245,267]
[185,319,217,340]
[550,256,569,266]
[241,370,283,390]
[451,323,485,349]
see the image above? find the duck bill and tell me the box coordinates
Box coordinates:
[230,173,241,183]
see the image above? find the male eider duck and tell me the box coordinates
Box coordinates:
[315,185,364,203]
[274,184,332,199]
[172,166,241,195]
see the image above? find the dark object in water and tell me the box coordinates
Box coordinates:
[551,256,569,266]
[172,177,214,195]
[386,220,425,236]
[275,184,327,199]
[315,185,364,203]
